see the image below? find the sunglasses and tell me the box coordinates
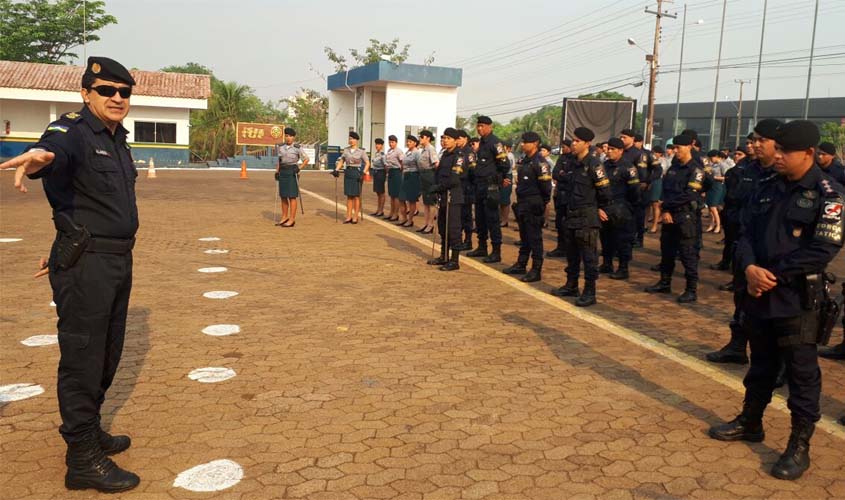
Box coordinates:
[91,85,132,99]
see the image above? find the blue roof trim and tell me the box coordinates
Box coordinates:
[327,62,462,91]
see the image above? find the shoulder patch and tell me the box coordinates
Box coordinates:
[816,195,845,246]
[46,124,69,134]
[62,112,82,121]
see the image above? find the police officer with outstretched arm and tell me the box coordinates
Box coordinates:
[708,120,844,481]
[467,115,510,263]
[0,57,141,493]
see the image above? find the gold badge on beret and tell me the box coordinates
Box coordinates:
[91,63,101,74]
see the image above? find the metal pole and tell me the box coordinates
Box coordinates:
[709,0,728,150]
[734,79,750,148]
[752,0,768,123]
[803,0,820,119]
[673,3,688,136]
[644,0,663,147]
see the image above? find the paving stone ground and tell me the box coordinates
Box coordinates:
[1,169,843,499]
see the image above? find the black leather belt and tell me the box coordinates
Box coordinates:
[279,163,297,170]
[86,237,135,254]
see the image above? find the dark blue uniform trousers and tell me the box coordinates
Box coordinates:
[474,178,502,246]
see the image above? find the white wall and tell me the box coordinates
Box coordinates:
[0,99,51,138]
[328,90,354,147]
[385,82,458,147]
[125,106,191,145]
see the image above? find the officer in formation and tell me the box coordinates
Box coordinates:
[0,57,141,493]
[384,135,405,222]
[500,142,516,228]
[817,141,845,185]
[398,135,421,227]
[418,130,439,234]
[454,131,477,251]
[645,133,705,303]
[369,138,387,217]
[426,128,466,271]
[547,139,575,258]
[550,127,611,307]
[502,132,552,282]
[467,116,510,263]
[334,131,370,224]
[709,120,844,481]
[275,127,309,228]
[599,137,641,280]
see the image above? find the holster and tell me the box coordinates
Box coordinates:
[816,273,841,345]
[677,211,698,240]
[53,212,90,270]
[485,177,500,210]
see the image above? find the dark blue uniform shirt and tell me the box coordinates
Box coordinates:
[475,133,509,180]
[661,158,705,213]
[515,151,552,204]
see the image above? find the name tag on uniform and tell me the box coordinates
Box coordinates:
[95,149,111,157]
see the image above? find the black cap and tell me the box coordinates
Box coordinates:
[82,56,136,88]
[774,120,820,152]
[707,149,720,157]
[540,143,551,151]
[818,142,837,156]
[388,134,398,142]
[634,133,644,142]
[607,137,625,149]
[681,128,698,140]
[574,127,595,142]
[717,151,728,159]
[562,139,572,148]
[652,145,665,154]
[619,128,635,138]
[374,138,384,145]
[349,131,360,140]
[470,137,480,143]
[746,132,755,140]
[673,134,693,146]
[456,129,469,139]
[419,129,434,139]
[406,135,419,144]
[284,127,296,136]
[736,145,748,154]
[753,119,783,140]
[476,115,493,125]
[521,132,540,143]
[442,127,460,139]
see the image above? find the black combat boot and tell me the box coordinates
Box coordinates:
[575,281,597,307]
[546,247,565,258]
[439,249,460,272]
[427,245,447,266]
[503,258,528,275]
[466,242,488,258]
[552,278,579,297]
[65,433,140,493]
[718,280,735,292]
[819,339,845,360]
[99,429,131,456]
[521,264,541,283]
[774,360,787,389]
[677,283,697,303]
[649,263,661,272]
[645,274,672,294]
[771,417,815,480]
[598,261,613,274]
[706,326,748,364]
[454,233,472,251]
[609,262,629,280]
[710,261,730,271]
[483,244,502,263]
[708,404,765,442]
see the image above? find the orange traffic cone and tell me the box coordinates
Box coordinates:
[147,158,157,178]
[239,160,248,179]
[363,170,372,182]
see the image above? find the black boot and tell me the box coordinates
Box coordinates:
[552,278,579,297]
[819,340,845,360]
[649,263,661,272]
[774,360,787,389]
[483,244,502,263]
[427,246,447,266]
[466,243,488,258]
[99,429,131,456]
[453,236,471,251]
[521,264,541,283]
[710,261,730,271]
[439,249,460,271]
[546,247,565,258]
[677,283,697,303]
[65,434,140,493]
[609,263,629,280]
[575,281,597,307]
[771,417,815,480]
[708,407,765,443]
[645,274,672,294]
[503,259,528,275]
[598,261,613,274]
[718,281,735,292]
[705,328,748,364]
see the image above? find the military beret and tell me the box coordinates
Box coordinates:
[717,151,728,159]
[442,127,460,139]
[374,138,384,145]
[470,137,480,144]
[574,127,595,142]
[502,141,513,148]
[818,142,837,156]
[562,139,572,148]
[476,115,493,125]
[349,131,360,140]
[652,145,665,154]
[774,120,820,152]
[736,145,749,154]
[634,133,644,142]
[681,128,698,140]
[747,132,755,140]
[284,127,296,136]
[406,135,419,144]
[456,129,469,139]
[753,119,783,140]
[606,137,625,149]
[707,149,720,158]
[540,143,551,152]
[388,135,398,142]
[672,134,693,146]
[419,129,434,139]
[82,56,136,88]
[666,144,676,149]
[619,128,635,138]
[521,132,540,143]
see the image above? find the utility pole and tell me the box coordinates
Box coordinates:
[752,0,768,123]
[804,0,820,119]
[734,79,751,148]
[644,0,676,147]
[673,4,688,136]
[709,0,728,150]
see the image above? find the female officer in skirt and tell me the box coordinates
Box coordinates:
[370,138,387,216]
[417,130,439,234]
[399,135,421,227]
[336,131,370,224]
[385,135,404,221]
[500,142,515,227]
[276,127,309,227]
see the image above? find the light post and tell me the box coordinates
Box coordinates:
[674,5,704,135]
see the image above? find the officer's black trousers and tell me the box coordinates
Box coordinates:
[634,203,647,242]
[721,214,741,267]
[474,180,502,245]
[743,314,821,422]
[517,197,544,266]
[553,196,566,250]
[438,196,463,250]
[659,219,699,284]
[461,183,474,238]
[51,249,133,443]
[600,217,634,266]
[564,227,599,282]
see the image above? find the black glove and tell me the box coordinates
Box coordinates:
[331,170,340,178]
[274,172,279,181]
[429,184,445,194]
[295,166,301,175]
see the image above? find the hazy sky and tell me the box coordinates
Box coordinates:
[83,0,845,121]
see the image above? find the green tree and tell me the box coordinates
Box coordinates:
[0,0,116,63]
[281,89,328,145]
[820,122,845,158]
[324,38,411,72]
[160,62,216,80]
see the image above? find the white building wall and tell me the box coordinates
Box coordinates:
[328,90,354,148]
[124,106,191,145]
[0,99,52,139]
[384,83,458,149]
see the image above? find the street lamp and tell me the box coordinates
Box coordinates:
[674,4,704,134]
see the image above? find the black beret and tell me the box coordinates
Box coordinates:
[388,135,398,142]
[666,144,676,149]
[707,149,720,157]
[574,127,595,142]
[442,127,460,139]
[374,138,384,145]
[673,134,693,146]
[82,56,136,88]
[634,133,644,142]
[406,135,419,144]
[619,128,635,138]
[470,137,480,143]
[284,127,296,136]
[521,132,540,143]
[717,151,728,159]
[774,120,820,152]
[818,142,837,156]
[652,146,665,154]
[753,119,783,140]
[476,115,493,125]
[747,132,755,140]
[681,128,698,140]
[562,139,572,148]
[456,129,469,138]
[349,131,360,140]
[736,145,748,154]
[540,143,551,151]
[606,137,625,149]
[419,129,434,139]
[502,141,513,148]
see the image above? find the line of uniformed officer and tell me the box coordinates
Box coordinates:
[275,127,309,227]
[599,137,641,280]
[426,128,466,271]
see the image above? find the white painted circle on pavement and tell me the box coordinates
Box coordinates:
[204,249,229,255]
[0,238,22,243]
[202,325,240,337]
[198,267,228,273]
[198,237,221,242]
[188,367,236,383]
[0,383,45,403]
[173,459,243,492]
[203,291,238,299]
[21,335,59,347]
[50,301,57,307]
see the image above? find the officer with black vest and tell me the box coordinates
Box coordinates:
[547,140,574,258]
[551,127,612,307]
[503,132,552,282]
[467,115,510,263]
[0,57,140,492]
[645,134,705,303]
[426,128,466,271]
[709,120,845,481]
[454,130,477,251]
[599,137,641,280]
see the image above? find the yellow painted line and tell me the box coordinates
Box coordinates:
[302,184,845,441]
[130,143,189,150]
[0,137,39,143]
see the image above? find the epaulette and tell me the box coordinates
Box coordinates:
[294,143,301,148]
[61,111,83,122]
[819,177,840,198]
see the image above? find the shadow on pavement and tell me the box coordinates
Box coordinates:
[101,307,151,431]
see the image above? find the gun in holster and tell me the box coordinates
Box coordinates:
[53,212,90,270]
[806,272,841,345]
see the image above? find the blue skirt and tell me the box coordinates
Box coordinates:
[499,184,513,206]
[706,182,726,207]
[649,178,663,202]
[344,169,362,197]
[278,168,298,198]
[387,169,402,198]
[372,170,386,194]
[420,169,437,206]
[400,171,421,202]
